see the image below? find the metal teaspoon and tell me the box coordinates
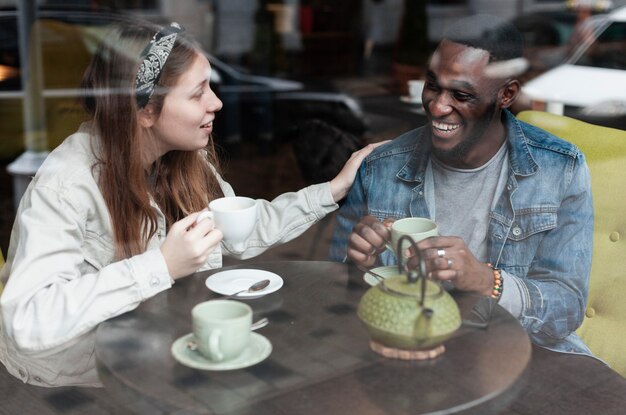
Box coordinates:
[223,278,271,299]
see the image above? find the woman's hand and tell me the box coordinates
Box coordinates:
[160,212,223,280]
[329,141,389,202]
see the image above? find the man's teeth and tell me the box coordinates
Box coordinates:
[433,121,459,132]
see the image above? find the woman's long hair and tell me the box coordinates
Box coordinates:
[81,22,223,259]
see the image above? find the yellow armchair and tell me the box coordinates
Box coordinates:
[517,110,626,377]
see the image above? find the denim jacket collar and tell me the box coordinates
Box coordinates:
[395,128,431,184]
[504,110,539,177]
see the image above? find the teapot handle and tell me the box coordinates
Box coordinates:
[396,234,428,306]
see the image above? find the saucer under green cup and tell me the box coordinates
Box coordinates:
[171,332,272,371]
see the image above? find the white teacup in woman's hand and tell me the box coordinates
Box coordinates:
[195,196,257,251]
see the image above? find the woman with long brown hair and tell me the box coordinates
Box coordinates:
[0,21,377,387]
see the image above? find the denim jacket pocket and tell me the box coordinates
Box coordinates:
[498,208,558,274]
[508,208,558,241]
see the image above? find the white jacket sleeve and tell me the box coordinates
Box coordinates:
[216,174,338,258]
[1,183,172,354]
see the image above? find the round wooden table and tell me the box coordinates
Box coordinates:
[96,261,531,415]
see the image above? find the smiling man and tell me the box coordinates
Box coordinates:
[329,15,595,356]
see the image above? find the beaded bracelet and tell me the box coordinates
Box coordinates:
[486,263,503,301]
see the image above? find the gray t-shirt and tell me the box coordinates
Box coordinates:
[431,142,509,262]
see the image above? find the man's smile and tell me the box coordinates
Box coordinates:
[432,121,461,133]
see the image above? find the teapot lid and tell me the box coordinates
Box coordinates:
[380,273,442,300]
[383,234,442,304]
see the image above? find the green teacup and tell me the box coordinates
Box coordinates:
[387,217,438,260]
[191,300,252,362]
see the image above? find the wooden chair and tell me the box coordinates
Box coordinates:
[517,110,626,377]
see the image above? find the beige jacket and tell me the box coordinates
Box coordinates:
[0,124,337,387]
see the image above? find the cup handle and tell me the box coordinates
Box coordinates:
[195,211,214,225]
[207,329,223,362]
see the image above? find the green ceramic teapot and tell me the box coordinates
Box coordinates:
[357,235,461,352]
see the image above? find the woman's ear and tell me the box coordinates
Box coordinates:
[499,80,521,109]
[138,105,156,128]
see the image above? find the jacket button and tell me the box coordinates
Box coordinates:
[150,277,160,287]
[512,227,522,236]
[506,184,513,190]
[18,369,26,378]
[34,376,42,382]
[610,232,620,242]
[585,307,596,318]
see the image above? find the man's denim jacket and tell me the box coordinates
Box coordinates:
[330,110,594,356]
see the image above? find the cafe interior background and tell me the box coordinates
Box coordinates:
[1,0,625,263]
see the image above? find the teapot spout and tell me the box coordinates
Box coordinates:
[413,307,434,344]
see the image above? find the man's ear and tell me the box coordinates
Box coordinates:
[138,105,156,128]
[499,80,521,109]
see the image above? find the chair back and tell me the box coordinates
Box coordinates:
[517,110,626,377]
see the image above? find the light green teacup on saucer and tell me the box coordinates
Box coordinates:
[192,300,252,363]
[387,217,438,259]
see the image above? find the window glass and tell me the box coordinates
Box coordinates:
[575,21,626,69]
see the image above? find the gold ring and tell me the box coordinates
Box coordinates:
[447,258,453,269]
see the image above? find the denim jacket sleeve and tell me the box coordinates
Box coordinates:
[329,162,368,262]
[499,151,593,344]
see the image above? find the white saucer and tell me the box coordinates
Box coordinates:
[363,265,403,286]
[205,269,283,299]
[171,332,272,371]
[400,95,423,105]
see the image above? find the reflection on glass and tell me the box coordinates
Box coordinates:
[574,21,626,69]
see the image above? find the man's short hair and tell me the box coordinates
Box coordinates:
[442,14,524,62]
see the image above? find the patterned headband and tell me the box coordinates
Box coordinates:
[135,22,184,108]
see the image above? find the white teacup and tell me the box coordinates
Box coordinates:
[196,196,257,250]
[407,79,425,102]
[387,217,438,260]
[192,300,252,362]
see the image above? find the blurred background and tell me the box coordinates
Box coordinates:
[1,0,625,263]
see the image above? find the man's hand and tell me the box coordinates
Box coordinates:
[347,215,393,268]
[409,236,493,295]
